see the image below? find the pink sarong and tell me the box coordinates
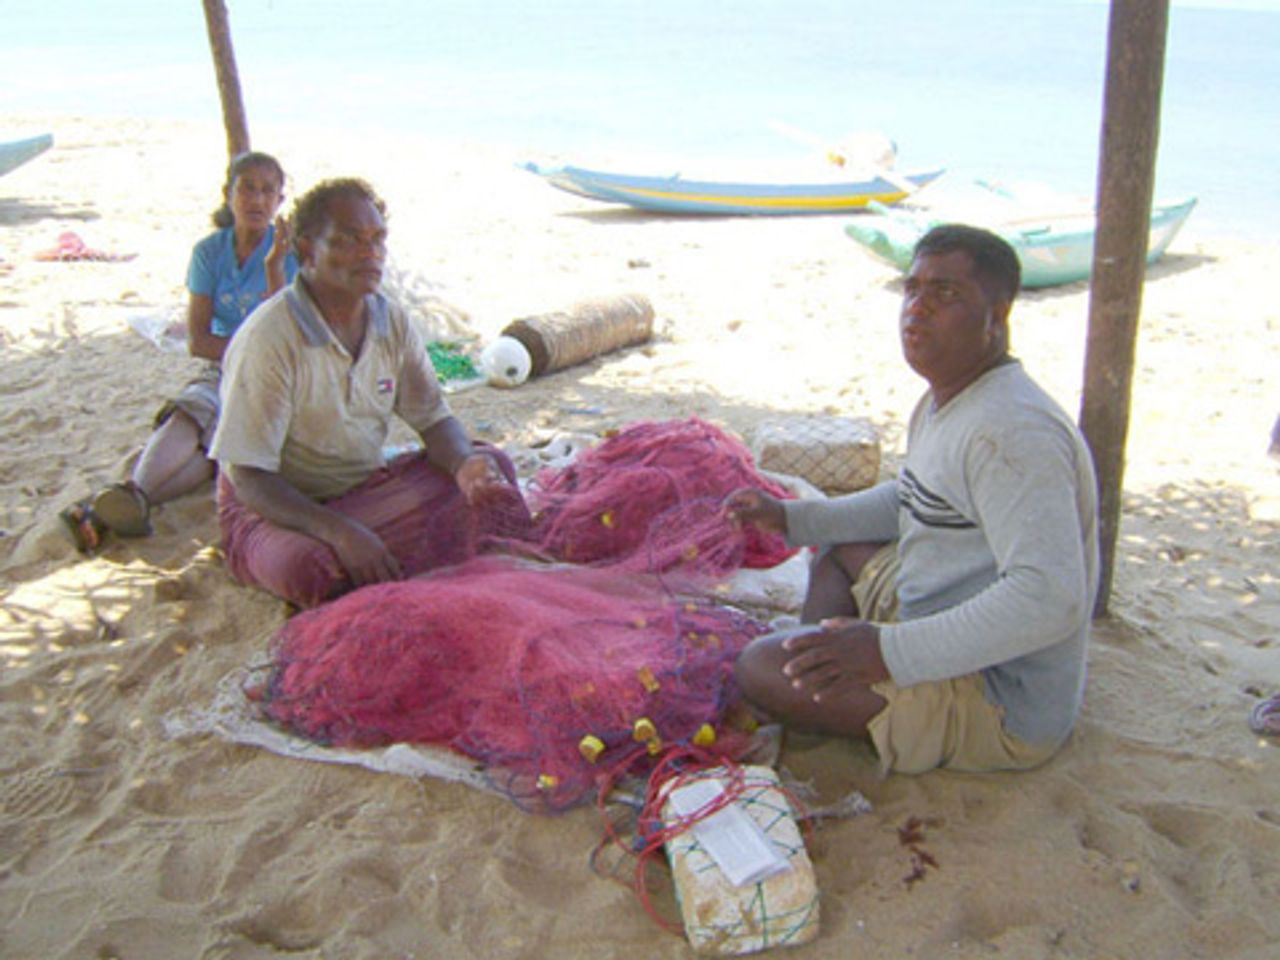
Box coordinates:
[217,448,528,608]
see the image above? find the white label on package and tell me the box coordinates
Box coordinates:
[665,777,792,887]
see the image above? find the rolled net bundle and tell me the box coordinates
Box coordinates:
[261,555,768,810]
[528,418,795,570]
[501,294,655,377]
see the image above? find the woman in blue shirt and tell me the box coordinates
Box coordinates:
[63,150,298,552]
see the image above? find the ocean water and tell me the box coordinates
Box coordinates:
[4,0,1277,238]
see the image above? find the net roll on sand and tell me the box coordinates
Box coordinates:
[501,294,655,377]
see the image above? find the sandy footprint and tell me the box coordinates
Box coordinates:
[1,766,81,821]
[155,838,224,905]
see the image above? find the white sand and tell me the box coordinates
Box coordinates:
[1,115,1277,960]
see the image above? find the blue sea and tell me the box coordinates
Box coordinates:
[4,0,1277,238]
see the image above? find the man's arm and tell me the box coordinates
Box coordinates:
[392,305,508,504]
[417,415,510,504]
[418,414,479,475]
[783,479,900,547]
[228,464,402,587]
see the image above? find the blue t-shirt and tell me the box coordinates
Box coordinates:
[186,225,300,338]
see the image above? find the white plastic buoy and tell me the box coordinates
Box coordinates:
[480,336,532,388]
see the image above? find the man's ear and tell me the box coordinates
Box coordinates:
[295,233,314,266]
[988,298,1012,348]
[995,298,1012,325]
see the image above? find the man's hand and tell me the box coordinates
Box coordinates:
[326,515,402,587]
[724,487,787,535]
[781,617,889,702]
[454,452,510,505]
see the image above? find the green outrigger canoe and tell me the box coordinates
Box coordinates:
[0,133,53,178]
[845,195,1197,289]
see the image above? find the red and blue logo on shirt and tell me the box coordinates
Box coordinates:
[377,377,395,395]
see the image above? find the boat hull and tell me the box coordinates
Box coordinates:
[845,197,1197,288]
[0,133,54,178]
[525,162,944,216]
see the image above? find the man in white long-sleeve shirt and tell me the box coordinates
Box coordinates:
[727,224,1099,773]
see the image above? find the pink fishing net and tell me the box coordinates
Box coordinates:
[527,418,796,571]
[260,418,797,809]
[262,556,768,810]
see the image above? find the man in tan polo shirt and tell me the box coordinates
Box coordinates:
[210,177,525,608]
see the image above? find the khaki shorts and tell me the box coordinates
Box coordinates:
[855,545,1061,775]
[154,363,221,450]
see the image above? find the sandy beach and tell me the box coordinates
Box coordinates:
[1,115,1278,960]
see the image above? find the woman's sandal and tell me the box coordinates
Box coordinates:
[1249,694,1280,738]
[60,500,107,555]
[92,481,152,538]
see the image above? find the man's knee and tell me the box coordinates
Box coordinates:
[821,541,887,581]
[734,635,790,710]
[219,510,344,608]
[735,628,886,737]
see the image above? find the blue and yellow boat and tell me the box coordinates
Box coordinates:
[523,161,944,216]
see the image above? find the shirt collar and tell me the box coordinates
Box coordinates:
[285,277,390,348]
[222,224,270,275]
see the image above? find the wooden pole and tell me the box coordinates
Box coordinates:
[202,0,251,157]
[1079,0,1170,615]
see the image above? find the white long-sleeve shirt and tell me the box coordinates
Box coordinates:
[784,361,1099,745]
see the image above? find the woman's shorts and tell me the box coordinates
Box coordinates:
[153,363,221,451]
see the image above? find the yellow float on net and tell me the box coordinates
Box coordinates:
[633,717,658,743]
[692,723,717,747]
[537,773,560,791]
[600,510,616,529]
[578,735,606,763]
[637,665,660,693]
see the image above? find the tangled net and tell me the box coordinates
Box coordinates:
[261,418,797,809]
[264,557,769,810]
[527,418,795,571]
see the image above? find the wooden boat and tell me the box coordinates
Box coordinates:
[844,195,1197,289]
[523,161,944,216]
[0,133,53,178]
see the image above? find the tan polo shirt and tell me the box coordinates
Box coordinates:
[211,279,452,500]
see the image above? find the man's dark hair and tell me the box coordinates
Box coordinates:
[914,223,1021,302]
[289,177,388,252]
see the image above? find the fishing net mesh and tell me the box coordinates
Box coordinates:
[260,418,797,809]
[529,419,795,571]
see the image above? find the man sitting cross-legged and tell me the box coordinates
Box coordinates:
[211,177,524,608]
[727,224,1099,774]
